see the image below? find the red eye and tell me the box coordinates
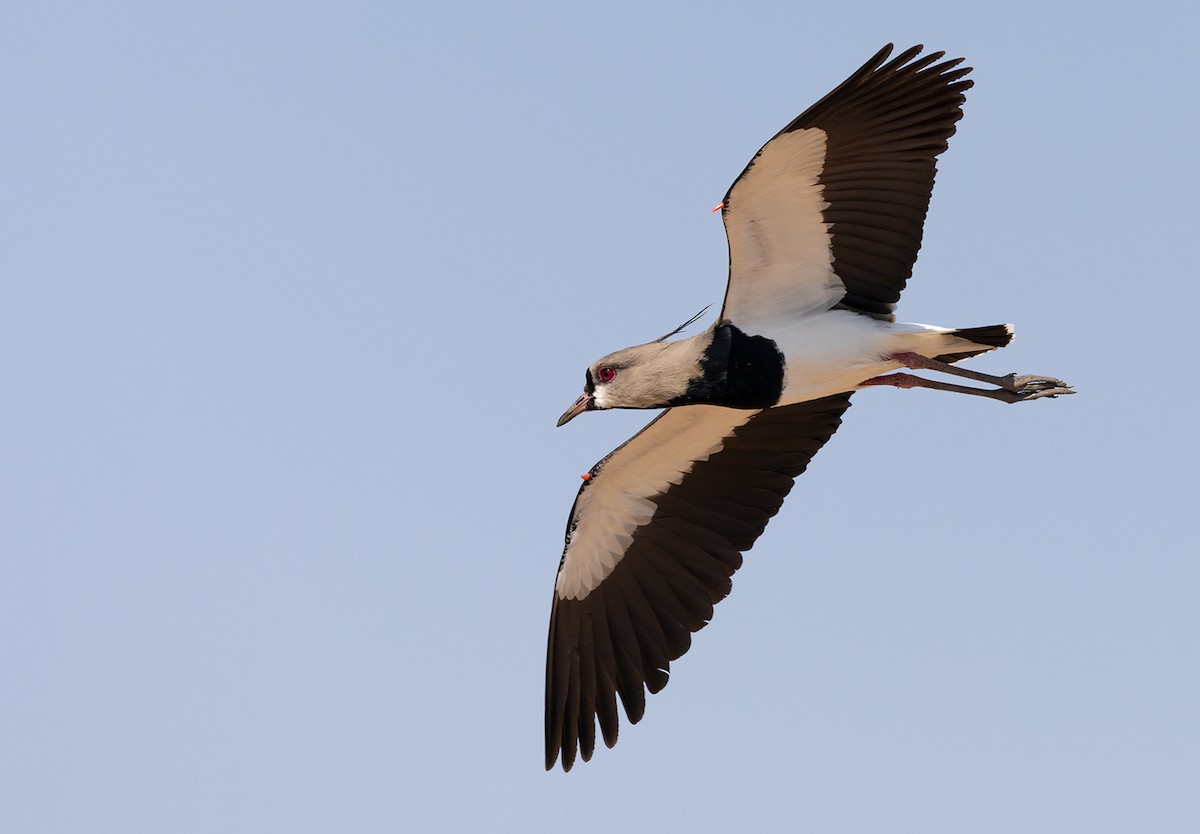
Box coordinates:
[597,367,617,383]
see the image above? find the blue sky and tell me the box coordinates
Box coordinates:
[4,2,1197,832]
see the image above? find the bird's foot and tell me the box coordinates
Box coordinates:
[995,375,1075,402]
[995,373,1074,396]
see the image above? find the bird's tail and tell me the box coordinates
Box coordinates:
[933,323,1014,363]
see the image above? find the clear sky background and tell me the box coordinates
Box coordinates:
[4,2,1197,832]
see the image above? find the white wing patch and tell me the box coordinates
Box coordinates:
[555,406,757,600]
[721,128,842,329]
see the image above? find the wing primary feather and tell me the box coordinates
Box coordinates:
[603,588,649,724]
[562,644,581,772]
[589,601,622,748]
[577,612,598,763]
[636,540,717,629]
[626,554,696,658]
[613,568,672,693]
[544,603,568,770]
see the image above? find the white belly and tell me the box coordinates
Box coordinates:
[751,311,950,404]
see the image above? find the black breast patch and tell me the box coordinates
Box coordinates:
[670,325,785,409]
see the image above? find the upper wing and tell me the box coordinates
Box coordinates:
[545,394,853,771]
[718,44,974,326]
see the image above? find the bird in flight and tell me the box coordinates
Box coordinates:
[545,44,1072,772]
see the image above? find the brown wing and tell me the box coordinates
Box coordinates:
[719,44,973,325]
[545,393,853,771]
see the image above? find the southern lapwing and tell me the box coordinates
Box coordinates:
[545,44,1072,772]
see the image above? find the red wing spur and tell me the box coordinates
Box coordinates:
[547,44,1073,772]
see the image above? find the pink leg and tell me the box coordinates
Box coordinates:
[860,366,1073,404]
[859,372,925,390]
[889,352,1071,394]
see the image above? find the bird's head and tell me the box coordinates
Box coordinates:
[556,338,708,427]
